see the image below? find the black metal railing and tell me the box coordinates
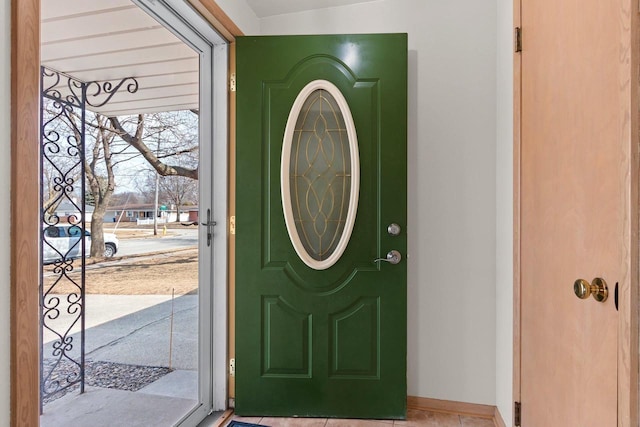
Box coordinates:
[39,66,138,408]
[40,67,87,407]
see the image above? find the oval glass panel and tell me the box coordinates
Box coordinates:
[281,80,360,270]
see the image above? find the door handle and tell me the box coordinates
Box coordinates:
[373,250,402,265]
[200,208,216,247]
[573,277,608,302]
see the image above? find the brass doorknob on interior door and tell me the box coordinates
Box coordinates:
[574,278,608,302]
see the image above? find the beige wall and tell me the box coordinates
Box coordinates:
[257,0,499,405]
[1,0,12,424]
[212,0,260,35]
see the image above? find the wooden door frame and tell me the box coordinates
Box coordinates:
[10,1,241,425]
[513,0,639,425]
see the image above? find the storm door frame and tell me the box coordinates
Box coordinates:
[10,0,243,425]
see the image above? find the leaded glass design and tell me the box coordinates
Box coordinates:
[290,89,351,262]
[282,80,359,270]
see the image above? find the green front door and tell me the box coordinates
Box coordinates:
[236,34,407,419]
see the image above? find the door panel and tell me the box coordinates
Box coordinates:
[519,0,631,424]
[236,34,407,418]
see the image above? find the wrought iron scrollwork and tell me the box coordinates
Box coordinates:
[86,77,139,108]
[40,67,87,406]
[41,67,84,108]
[39,66,139,408]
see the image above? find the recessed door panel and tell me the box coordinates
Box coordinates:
[329,297,379,378]
[262,296,312,378]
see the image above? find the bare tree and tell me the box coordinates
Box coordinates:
[83,111,199,254]
[109,112,199,179]
[48,107,199,256]
[42,100,118,259]
[83,114,119,257]
[66,112,134,257]
[159,175,198,222]
[110,191,149,206]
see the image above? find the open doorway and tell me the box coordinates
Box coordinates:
[37,1,228,425]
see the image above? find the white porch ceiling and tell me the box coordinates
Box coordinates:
[40,0,379,116]
[245,0,380,18]
[41,0,199,116]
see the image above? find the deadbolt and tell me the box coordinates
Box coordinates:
[574,278,608,302]
[387,223,401,236]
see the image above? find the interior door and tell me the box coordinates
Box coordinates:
[519,0,634,424]
[236,34,407,419]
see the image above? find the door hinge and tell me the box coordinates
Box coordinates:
[230,73,236,92]
[514,401,521,426]
[229,358,236,376]
[515,27,522,53]
[230,215,236,235]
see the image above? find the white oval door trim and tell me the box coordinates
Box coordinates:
[281,79,360,270]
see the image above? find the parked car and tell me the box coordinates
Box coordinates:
[43,225,119,264]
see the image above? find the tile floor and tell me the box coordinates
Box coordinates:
[223,409,496,427]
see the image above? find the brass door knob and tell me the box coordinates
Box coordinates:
[574,278,608,302]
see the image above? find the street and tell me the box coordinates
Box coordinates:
[116,228,199,257]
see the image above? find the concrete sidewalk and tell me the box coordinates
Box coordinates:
[43,294,198,369]
[45,294,197,366]
[41,294,202,426]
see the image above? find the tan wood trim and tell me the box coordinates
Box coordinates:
[512,0,522,415]
[629,6,640,423]
[227,41,237,400]
[11,0,41,425]
[406,396,495,419]
[188,0,244,41]
[212,409,234,427]
[493,407,506,427]
[619,0,639,425]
